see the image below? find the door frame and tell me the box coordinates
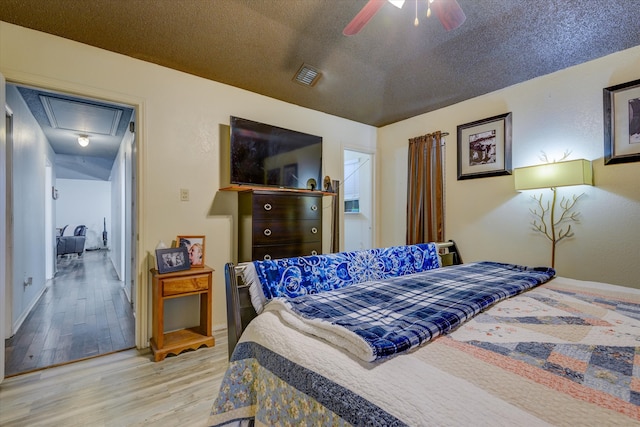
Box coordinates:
[45,161,55,280]
[1,74,7,382]
[342,146,376,250]
[1,71,148,367]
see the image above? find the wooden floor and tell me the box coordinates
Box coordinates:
[4,250,135,376]
[0,329,228,426]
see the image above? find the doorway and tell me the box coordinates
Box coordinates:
[343,149,374,252]
[2,82,137,376]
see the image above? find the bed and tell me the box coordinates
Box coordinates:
[209,243,640,426]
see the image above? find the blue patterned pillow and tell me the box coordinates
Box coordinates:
[253,243,440,300]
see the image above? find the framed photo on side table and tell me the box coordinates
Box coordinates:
[457,112,512,180]
[177,235,206,268]
[603,78,640,165]
[156,247,190,274]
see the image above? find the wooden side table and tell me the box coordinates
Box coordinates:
[150,265,215,361]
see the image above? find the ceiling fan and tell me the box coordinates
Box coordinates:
[343,0,466,36]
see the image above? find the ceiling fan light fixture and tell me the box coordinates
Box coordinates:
[344,0,465,35]
[293,64,321,87]
[78,136,89,147]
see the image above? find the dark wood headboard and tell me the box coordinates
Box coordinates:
[225,262,259,358]
[225,240,462,358]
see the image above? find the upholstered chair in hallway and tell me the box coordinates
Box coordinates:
[56,225,87,257]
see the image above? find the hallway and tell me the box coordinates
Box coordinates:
[4,250,135,377]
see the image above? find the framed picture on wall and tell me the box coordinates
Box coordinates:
[603,78,640,165]
[457,112,512,180]
[177,235,206,268]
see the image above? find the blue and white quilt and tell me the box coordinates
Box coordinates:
[264,261,556,362]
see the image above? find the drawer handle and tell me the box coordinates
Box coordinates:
[311,227,318,234]
[263,228,272,236]
[264,203,272,211]
[311,250,318,256]
[263,254,272,261]
[311,205,318,211]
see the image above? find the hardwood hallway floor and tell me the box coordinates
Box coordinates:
[4,250,135,376]
[0,329,228,426]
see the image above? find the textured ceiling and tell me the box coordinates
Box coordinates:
[14,85,134,180]
[1,0,640,127]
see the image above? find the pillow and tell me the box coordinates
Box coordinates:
[253,243,440,301]
[237,262,268,314]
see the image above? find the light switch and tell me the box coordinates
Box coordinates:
[180,188,189,201]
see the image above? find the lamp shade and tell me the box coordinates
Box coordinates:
[514,159,593,190]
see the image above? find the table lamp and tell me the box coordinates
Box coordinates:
[514,159,593,268]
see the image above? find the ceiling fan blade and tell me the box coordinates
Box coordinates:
[343,0,387,36]
[431,0,466,31]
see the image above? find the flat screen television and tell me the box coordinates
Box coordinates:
[230,116,323,190]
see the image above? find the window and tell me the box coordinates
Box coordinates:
[344,199,360,213]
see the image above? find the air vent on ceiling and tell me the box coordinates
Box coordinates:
[40,95,123,136]
[293,64,321,87]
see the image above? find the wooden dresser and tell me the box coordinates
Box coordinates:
[150,266,215,361]
[238,189,322,261]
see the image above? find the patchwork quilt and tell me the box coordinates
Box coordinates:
[265,261,556,361]
[447,281,640,414]
[209,277,640,426]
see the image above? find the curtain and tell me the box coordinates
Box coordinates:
[406,131,444,244]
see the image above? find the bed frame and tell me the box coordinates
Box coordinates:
[224,240,462,358]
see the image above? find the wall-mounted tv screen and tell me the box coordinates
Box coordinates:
[230,116,323,190]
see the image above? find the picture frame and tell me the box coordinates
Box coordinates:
[155,246,190,274]
[603,78,640,165]
[177,235,206,268]
[457,112,512,180]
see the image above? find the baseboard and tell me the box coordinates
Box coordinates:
[123,284,132,303]
[12,282,48,336]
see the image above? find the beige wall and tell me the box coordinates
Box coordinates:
[0,22,377,343]
[2,19,638,349]
[378,45,640,289]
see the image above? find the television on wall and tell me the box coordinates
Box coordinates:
[230,116,323,191]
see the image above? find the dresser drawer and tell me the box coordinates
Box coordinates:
[252,219,321,245]
[252,193,321,220]
[237,190,324,263]
[162,274,209,296]
[252,242,322,261]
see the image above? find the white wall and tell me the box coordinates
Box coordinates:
[5,84,55,332]
[56,179,111,251]
[0,21,377,339]
[378,45,640,289]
